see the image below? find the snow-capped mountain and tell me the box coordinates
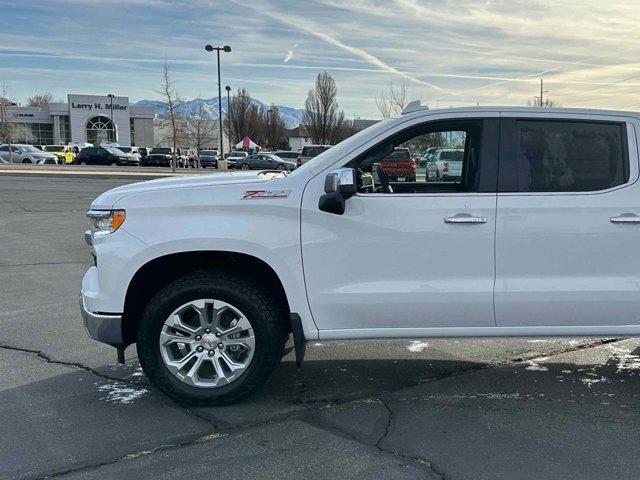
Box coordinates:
[135,97,304,129]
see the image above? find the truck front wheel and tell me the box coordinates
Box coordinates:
[137,271,287,405]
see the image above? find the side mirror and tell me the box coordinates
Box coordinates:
[319,168,357,215]
[323,168,357,196]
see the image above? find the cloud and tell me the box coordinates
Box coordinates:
[230,0,444,92]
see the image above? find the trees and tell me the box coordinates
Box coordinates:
[260,104,287,150]
[27,93,55,108]
[302,72,347,145]
[155,59,184,172]
[375,81,411,118]
[225,88,262,147]
[0,85,15,162]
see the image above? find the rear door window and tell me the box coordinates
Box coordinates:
[504,120,629,192]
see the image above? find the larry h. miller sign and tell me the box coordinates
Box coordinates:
[68,94,132,145]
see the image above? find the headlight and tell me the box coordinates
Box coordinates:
[85,209,126,245]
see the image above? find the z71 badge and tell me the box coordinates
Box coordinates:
[242,189,292,199]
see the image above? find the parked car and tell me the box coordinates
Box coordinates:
[81,106,640,406]
[296,144,331,166]
[273,150,300,161]
[74,146,130,166]
[198,150,219,168]
[226,150,248,169]
[142,147,173,167]
[42,145,66,161]
[237,153,296,171]
[434,148,464,181]
[117,147,142,164]
[0,144,59,164]
[138,147,149,160]
[379,147,416,182]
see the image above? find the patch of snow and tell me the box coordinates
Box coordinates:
[525,359,549,371]
[131,367,145,377]
[97,382,148,404]
[580,376,609,388]
[311,342,323,347]
[407,340,429,353]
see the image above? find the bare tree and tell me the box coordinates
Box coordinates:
[260,105,287,150]
[225,88,262,147]
[188,104,217,167]
[302,72,346,145]
[527,97,561,108]
[375,81,411,118]
[155,59,183,172]
[0,85,15,162]
[27,92,55,108]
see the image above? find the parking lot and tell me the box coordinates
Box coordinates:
[2,171,640,479]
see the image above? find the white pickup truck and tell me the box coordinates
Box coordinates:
[81,106,640,405]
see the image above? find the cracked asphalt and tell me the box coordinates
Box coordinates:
[2,173,640,480]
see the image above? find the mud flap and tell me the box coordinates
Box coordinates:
[116,346,126,365]
[290,313,306,369]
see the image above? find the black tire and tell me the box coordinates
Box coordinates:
[137,270,287,405]
[241,163,249,170]
[276,164,285,171]
[22,158,32,163]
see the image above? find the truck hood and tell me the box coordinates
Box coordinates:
[91,170,281,208]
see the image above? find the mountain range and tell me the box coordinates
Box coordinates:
[134,97,304,129]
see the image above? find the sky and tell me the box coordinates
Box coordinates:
[2,0,640,118]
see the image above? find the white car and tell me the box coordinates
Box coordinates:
[81,106,640,405]
[434,148,464,181]
[0,144,58,164]
[225,151,248,169]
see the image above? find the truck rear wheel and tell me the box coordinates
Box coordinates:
[137,271,287,405]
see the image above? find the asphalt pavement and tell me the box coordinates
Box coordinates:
[1,172,639,479]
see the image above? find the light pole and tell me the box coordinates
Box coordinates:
[225,85,231,153]
[106,93,115,143]
[204,44,231,160]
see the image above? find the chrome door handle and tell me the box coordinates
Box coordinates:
[611,214,640,224]
[444,214,488,224]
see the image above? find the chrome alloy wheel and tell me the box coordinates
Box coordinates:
[159,299,255,388]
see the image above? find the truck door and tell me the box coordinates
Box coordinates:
[495,115,640,328]
[301,116,500,337]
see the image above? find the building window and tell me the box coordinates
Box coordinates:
[13,123,54,145]
[86,115,115,145]
[59,116,70,144]
[130,118,135,146]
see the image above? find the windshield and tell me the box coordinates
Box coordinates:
[441,150,463,161]
[22,145,41,152]
[386,149,411,160]
[150,148,171,154]
[105,147,125,155]
[118,147,132,153]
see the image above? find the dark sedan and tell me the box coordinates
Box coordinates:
[141,147,173,167]
[236,153,296,171]
[74,146,130,166]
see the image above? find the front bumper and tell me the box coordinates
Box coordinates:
[80,294,124,346]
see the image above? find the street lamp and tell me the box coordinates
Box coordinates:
[225,85,231,153]
[204,44,231,160]
[106,93,115,143]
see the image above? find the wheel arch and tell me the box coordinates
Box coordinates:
[122,251,292,345]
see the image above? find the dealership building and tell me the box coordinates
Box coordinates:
[4,94,155,147]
